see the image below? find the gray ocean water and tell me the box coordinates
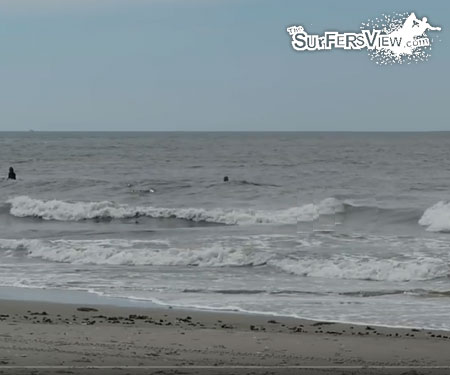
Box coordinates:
[1,132,450,329]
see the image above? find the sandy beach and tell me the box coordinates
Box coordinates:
[0,299,449,375]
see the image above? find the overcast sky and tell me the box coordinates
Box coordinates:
[0,0,448,131]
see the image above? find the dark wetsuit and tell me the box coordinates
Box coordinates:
[8,168,16,180]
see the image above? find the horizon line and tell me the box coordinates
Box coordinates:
[1,130,450,133]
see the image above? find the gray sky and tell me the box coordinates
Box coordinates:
[0,0,448,131]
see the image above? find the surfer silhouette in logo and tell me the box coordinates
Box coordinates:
[402,13,441,35]
[387,13,441,56]
[7,167,16,180]
[410,15,441,34]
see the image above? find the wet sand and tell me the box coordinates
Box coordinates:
[0,299,450,375]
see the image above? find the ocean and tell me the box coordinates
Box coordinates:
[1,131,450,330]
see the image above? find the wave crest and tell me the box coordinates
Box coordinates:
[273,256,448,282]
[1,238,446,282]
[419,201,450,232]
[0,239,271,267]
[6,196,344,225]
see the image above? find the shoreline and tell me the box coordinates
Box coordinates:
[0,293,450,374]
[1,285,449,333]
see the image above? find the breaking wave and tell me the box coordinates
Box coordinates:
[419,201,450,232]
[273,255,448,282]
[5,195,344,225]
[0,238,447,282]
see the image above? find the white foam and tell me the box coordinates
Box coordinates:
[419,201,450,232]
[0,238,271,267]
[1,238,446,282]
[272,255,447,282]
[6,196,344,225]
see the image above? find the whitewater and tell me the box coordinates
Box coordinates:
[1,131,450,330]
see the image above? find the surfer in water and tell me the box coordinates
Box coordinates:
[7,167,16,180]
[223,176,229,182]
